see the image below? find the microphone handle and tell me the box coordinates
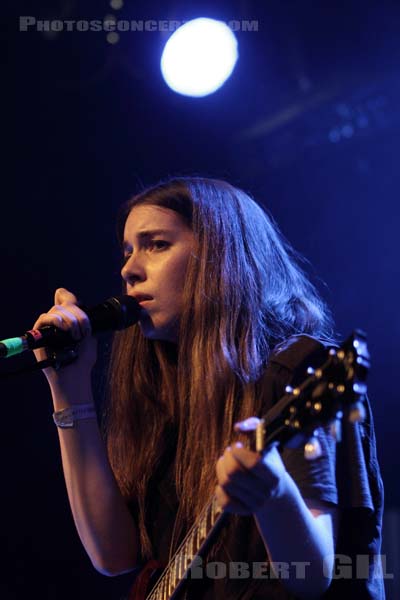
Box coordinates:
[0,326,74,359]
[25,326,76,350]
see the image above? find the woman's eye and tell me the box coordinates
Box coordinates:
[148,240,169,251]
[122,241,169,264]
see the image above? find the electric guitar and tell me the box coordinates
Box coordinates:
[129,331,370,600]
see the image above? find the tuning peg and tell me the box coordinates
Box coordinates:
[234,417,261,432]
[348,401,366,423]
[353,382,367,395]
[234,417,265,452]
[330,419,342,442]
[304,435,322,460]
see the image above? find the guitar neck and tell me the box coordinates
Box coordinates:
[146,496,227,600]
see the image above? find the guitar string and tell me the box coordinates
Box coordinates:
[148,500,214,600]
[147,496,220,599]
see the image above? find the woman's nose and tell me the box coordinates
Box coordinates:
[121,253,146,284]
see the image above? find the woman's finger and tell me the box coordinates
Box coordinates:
[33,306,88,341]
[215,484,252,515]
[48,305,90,340]
[216,451,276,505]
[33,312,68,332]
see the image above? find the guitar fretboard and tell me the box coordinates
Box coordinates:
[147,496,225,600]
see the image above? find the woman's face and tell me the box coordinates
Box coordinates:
[121,204,195,343]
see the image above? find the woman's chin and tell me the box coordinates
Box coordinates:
[139,317,178,344]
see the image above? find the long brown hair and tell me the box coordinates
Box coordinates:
[105,177,335,559]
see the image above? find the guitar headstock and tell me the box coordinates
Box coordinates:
[235,330,370,459]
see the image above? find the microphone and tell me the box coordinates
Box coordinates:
[0,295,141,359]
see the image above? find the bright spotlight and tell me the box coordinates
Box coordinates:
[160,18,239,98]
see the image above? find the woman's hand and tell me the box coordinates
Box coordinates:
[32,287,97,395]
[215,442,288,515]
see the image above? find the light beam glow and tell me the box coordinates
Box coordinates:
[160,18,239,98]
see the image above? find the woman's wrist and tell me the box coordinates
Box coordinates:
[50,378,94,410]
[254,471,293,518]
[53,404,97,428]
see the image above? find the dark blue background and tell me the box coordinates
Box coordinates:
[3,1,399,597]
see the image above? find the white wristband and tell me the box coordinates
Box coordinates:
[53,404,97,428]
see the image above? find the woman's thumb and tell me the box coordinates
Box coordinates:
[54,287,78,305]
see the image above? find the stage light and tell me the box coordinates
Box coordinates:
[160,18,238,98]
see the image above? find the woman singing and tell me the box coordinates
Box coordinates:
[33,177,384,599]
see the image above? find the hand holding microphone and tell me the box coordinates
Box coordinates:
[32,288,98,386]
[0,288,141,393]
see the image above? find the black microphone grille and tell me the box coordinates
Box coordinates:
[88,295,142,333]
